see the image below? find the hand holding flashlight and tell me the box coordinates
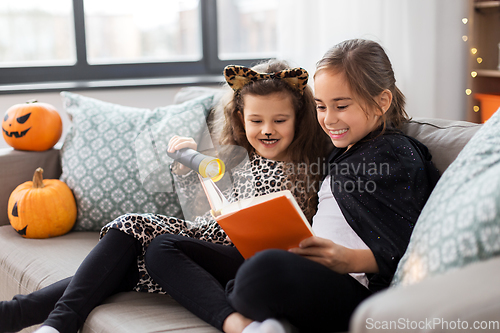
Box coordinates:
[167,136,198,174]
[167,136,225,182]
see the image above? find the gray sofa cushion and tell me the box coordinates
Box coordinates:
[0,227,97,331]
[0,227,97,300]
[82,292,218,333]
[402,118,481,174]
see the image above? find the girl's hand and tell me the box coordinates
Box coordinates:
[167,135,197,153]
[288,236,379,274]
[168,136,197,173]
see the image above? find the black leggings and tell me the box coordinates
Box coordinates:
[0,229,140,333]
[145,234,373,333]
[144,233,245,330]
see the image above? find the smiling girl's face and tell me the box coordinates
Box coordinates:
[314,70,383,149]
[241,92,295,161]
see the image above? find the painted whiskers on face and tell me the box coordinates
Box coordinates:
[242,92,296,162]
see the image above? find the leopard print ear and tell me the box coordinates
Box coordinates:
[224,65,261,91]
[273,68,309,93]
[223,65,309,94]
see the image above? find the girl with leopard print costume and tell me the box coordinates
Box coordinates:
[0,60,330,333]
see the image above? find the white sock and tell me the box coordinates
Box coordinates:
[34,326,60,333]
[242,319,292,333]
[242,321,263,333]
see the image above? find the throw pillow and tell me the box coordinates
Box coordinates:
[60,91,215,231]
[392,109,500,286]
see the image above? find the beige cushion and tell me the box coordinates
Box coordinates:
[83,292,218,333]
[0,226,97,299]
[402,118,481,174]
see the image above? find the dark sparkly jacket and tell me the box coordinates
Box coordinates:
[326,127,440,292]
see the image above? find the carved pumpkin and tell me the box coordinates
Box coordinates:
[8,168,77,239]
[2,100,62,151]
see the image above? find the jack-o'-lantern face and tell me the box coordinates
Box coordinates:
[2,100,62,151]
[2,112,32,139]
[9,201,28,236]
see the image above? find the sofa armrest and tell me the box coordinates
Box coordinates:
[350,256,500,332]
[0,148,62,226]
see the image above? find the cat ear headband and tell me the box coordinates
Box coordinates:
[224,65,309,94]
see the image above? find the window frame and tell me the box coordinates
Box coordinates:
[0,0,269,91]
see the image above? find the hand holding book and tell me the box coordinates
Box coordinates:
[199,177,314,259]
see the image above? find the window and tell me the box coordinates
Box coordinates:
[0,0,76,67]
[0,0,278,89]
[84,0,202,65]
[217,0,277,60]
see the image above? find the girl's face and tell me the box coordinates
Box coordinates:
[314,70,383,150]
[241,92,295,161]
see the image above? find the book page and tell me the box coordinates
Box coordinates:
[220,190,291,215]
[219,190,314,234]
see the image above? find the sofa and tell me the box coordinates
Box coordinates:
[1,86,498,333]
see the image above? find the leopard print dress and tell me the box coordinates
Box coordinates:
[100,153,308,294]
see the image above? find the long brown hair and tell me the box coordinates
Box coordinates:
[217,59,331,221]
[315,39,409,130]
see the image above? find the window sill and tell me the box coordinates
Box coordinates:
[0,75,224,94]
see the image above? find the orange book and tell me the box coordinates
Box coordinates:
[200,176,314,259]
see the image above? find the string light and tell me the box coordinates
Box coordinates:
[471,48,477,55]
[462,18,468,24]
[473,106,480,112]
[477,57,483,64]
[462,35,468,42]
[471,71,477,78]
[466,89,472,95]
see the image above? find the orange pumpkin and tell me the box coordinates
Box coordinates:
[2,100,62,151]
[8,168,77,239]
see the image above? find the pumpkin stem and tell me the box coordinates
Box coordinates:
[32,167,45,188]
[26,99,38,104]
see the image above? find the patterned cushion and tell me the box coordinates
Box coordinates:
[392,109,500,286]
[60,92,215,231]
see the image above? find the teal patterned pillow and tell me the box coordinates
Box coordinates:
[60,92,214,231]
[392,109,500,286]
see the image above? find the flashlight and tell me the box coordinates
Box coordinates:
[167,148,225,182]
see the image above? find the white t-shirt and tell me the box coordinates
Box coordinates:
[312,175,370,288]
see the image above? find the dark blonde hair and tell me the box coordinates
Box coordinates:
[315,39,409,129]
[218,59,331,221]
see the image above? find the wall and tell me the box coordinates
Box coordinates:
[276,0,469,120]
